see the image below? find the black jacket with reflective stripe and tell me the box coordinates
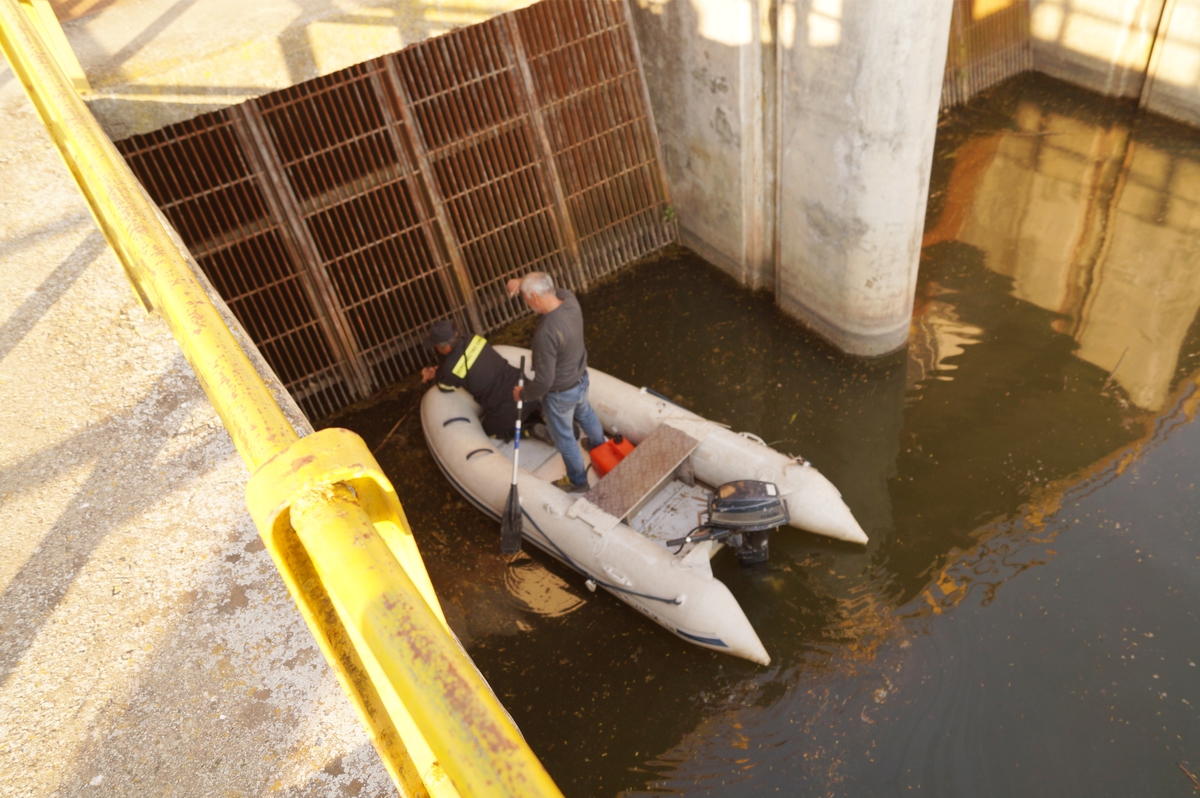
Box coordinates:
[435,335,521,422]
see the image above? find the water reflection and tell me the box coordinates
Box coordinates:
[503,552,587,619]
[924,90,1200,411]
[323,73,1200,796]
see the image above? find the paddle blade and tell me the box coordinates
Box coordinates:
[500,484,522,553]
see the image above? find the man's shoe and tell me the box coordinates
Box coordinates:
[528,423,553,444]
[552,475,588,494]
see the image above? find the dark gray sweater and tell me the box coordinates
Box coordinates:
[523,288,588,402]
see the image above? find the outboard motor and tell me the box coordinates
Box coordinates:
[667,480,790,566]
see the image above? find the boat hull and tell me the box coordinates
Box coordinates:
[419,348,868,665]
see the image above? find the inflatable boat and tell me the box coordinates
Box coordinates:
[421,346,867,665]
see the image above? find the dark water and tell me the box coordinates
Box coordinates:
[323,73,1200,797]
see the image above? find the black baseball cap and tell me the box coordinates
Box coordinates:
[422,319,458,348]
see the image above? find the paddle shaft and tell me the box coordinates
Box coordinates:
[511,357,525,484]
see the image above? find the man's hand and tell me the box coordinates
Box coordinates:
[512,385,522,402]
[506,277,522,298]
[421,366,436,383]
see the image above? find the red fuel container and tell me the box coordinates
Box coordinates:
[590,435,634,477]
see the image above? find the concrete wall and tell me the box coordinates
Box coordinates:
[1030,0,1200,127]
[631,0,953,355]
[1030,0,1166,97]
[628,0,775,289]
[59,0,539,139]
[1141,0,1200,126]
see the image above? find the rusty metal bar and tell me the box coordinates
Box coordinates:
[367,63,472,380]
[619,0,676,235]
[940,0,1033,110]
[504,12,586,288]
[239,100,376,401]
[257,62,474,390]
[228,109,366,416]
[119,111,358,420]
[392,16,575,328]
[512,0,674,282]
[384,53,486,334]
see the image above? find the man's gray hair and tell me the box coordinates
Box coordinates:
[520,272,555,298]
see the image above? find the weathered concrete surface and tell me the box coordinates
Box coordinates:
[53,0,537,139]
[0,64,396,795]
[1030,0,1164,99]
[1030,0,1200,128]
[1140,0,1200,126]
[776,0,954,356]
[632,0,952,355]
[629,0,774,289]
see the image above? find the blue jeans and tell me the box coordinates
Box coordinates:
[543,372,605,486]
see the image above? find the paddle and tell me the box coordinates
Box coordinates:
[500,356,526,554]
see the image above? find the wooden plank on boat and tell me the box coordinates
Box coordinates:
[585,423,702,521]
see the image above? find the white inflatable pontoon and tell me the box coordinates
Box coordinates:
[421,346,867,665]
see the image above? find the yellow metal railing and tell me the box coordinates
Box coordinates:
[0,3,560,796]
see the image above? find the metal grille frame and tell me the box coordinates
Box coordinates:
[513,0,674,282]
[941,0,1033,110]
[115,0,674,420]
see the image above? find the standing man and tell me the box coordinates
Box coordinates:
[507,272,605,493]
[421,319,540,440]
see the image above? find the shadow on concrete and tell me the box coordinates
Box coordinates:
[101,0,202,75]
[51,0,140,24]
[72,0,535,137]
[0,212,91,261]
[0,230,106,364]
[12,427,399,795]
[0,352,226,691]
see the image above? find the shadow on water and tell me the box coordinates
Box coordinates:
[323,72,1200,797]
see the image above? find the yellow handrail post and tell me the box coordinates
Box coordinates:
[0,3,562,796]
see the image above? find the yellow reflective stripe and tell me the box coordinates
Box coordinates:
[451,335,486,379]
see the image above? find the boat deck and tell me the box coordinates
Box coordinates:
[493,435,715,554]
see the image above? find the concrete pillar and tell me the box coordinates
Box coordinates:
[628,0,776,289]
[775,0,954,356]
[630,0,953,355]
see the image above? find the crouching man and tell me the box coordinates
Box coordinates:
[421,319,540,440]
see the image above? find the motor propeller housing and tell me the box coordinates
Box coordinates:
[668,480,790,565]
[708,480,789,565]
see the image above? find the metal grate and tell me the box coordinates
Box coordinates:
[251,62,468,393]
[941,0,1033,110]
[116,0,674,420]
[513,0,673,282]
[116,113,363,419]
[388,18,578,331]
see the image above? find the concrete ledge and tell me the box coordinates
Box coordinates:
[63,0,541,139]
[0,65,393,796]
